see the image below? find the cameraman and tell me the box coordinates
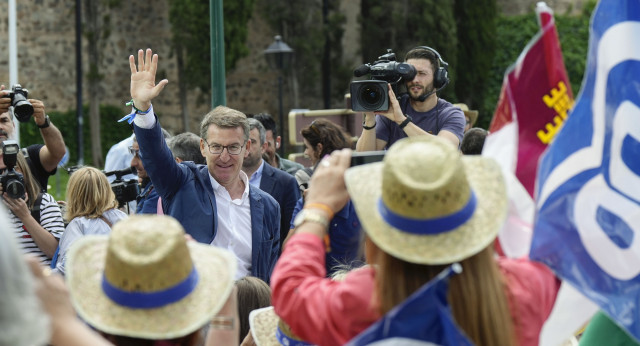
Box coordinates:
[355,46,465,151]
[0,85,66,192]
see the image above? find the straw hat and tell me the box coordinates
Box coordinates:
[453,103,479,127]
[345,135,506,265]
[66,215,236,339]
[250,306,314,346]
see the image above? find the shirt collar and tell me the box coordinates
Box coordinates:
[252,160,265,180]
[209,170,250,200]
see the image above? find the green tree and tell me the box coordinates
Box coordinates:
[454,0,497,118]
[168,0,256,130]
[259,0,350,109]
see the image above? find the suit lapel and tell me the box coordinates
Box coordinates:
[260,162,276,195]
[249,187,264,274]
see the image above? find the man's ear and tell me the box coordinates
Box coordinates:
[260,141,268,155]
[276,136,281,149]
[200,138,207,157]
[244,139,251,158]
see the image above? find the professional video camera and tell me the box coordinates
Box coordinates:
[350,49,416,112]
[1,140,26,199]
[3,84,34,122]
[103,167,140,208]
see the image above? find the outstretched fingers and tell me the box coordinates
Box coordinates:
[149,52,159,77]
[153,79,169,96]
[145,49,153,71]
[137,49,145,73]
[129,55,137,75]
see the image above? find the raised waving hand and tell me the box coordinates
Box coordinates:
[129,48,168,111]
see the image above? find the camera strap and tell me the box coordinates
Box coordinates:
[30,192,44,224]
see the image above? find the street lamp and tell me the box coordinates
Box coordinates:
[263,35,293,157]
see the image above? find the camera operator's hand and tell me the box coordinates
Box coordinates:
[29,99,47,126]
[374,83,406,125]
[0,85,11,115]
[129,48,168,112]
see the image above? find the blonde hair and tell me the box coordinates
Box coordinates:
[15,152,41,210]
[374,244,516,346]
[65,167,118,221]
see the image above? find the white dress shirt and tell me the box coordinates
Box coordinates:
[209,170,253,279]
[134,107,253,278]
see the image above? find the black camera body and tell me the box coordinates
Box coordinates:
[1,140,26,199]
[4,84,34,123]
[350,50,417,112]
[104,167,140,208]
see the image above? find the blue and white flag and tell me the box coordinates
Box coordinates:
[531,0,640,341]
[346,264,472,346]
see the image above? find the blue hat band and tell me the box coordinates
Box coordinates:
[102,267,199,309]
[276,325,314,346]
[377,191,477,235]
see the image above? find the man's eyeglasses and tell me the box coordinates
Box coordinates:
[204,140,244,155]
[128,146,142,159]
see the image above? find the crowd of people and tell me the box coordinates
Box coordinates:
[2,45,612,346]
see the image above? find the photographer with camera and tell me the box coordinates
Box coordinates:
[0,84,66,192]
[355,46,465,151]
[0,141,65,265]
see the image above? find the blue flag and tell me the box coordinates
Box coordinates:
[346,264,472,346]
[531,0,640,341]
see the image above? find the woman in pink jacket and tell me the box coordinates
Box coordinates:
[271,136,560,346]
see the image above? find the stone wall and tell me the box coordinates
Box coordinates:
[0,0,582,137]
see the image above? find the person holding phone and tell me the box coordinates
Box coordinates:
[286,119,364,276]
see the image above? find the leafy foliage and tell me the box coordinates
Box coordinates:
[168,0,256,94]
[259,0,351,108]
[454,0,497,111]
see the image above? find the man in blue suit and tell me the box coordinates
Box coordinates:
[243,118,300,251]
[127,49,280,283]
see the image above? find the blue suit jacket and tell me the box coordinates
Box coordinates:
[134,121,281,283]
[259,162,300,250]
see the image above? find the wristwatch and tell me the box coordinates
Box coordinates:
[293,208,329,229]
[398,114,412,130]
[37,115,51,129]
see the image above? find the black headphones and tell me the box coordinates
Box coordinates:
[409,46,450,90]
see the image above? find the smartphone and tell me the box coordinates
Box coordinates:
[350,151,385,167]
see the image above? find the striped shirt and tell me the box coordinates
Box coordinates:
[12,193,65,265]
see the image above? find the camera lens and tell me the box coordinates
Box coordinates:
[358,83,385,111]
[12,96,34,123]
[5,179,25,199]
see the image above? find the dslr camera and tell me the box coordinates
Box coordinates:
[350,49,416,112]
[3,84,34,123]
[1,140,26,199]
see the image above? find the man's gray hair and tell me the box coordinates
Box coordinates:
[247,118,266,145]
[167,132,205,164]
[199,106,249,142]
[132,128,173,143]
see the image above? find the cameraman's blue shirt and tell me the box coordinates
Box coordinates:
[376,96,465,149]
